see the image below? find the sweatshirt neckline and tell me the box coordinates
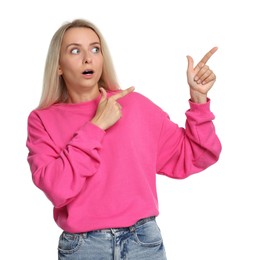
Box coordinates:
[45,90,121,111]
[52,93,102,111]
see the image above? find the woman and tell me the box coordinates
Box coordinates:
[26,19,222,259]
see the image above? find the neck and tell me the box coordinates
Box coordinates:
[67,87,100,104]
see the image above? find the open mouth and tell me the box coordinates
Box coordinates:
[82,70,94,75]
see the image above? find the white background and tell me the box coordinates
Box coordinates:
[1,0,252,259]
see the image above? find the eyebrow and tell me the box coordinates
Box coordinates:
[65,41,101,50]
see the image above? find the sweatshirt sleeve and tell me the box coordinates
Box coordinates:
[156,99,222,179]
[26,111,105,208]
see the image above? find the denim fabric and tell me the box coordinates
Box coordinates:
[58,217,167,259]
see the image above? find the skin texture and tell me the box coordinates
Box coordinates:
[58,27,217,130]
[187,47,218,103]
[58,27,104,103]
[91,86,135,130]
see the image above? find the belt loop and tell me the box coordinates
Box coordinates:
[110,228,116,235]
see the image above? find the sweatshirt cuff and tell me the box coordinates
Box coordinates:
[70,121,106,149]
[188,98,211,113]
[83,121,106,142]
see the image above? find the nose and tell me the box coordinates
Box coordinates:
[82,53,92,64]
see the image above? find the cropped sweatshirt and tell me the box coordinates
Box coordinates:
[26,91,222,233]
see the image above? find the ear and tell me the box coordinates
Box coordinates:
[58,65,63,75]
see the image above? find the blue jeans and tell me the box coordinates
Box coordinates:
[58,216,167,259]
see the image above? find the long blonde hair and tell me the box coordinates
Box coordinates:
[38,19,119,109]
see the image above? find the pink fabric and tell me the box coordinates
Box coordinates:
[26,91,221,232]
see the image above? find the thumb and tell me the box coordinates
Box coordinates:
[186,55,194,72]
[99,87,107,102]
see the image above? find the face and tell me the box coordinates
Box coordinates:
[58,27,103,100]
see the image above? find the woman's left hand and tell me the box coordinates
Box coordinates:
[186,47,218,103]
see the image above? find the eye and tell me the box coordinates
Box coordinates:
[70,48,80,54]
[91,46,100,53]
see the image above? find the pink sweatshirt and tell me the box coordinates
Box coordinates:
[26,91,221,233]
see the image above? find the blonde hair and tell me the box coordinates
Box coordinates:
[38,19,119,109]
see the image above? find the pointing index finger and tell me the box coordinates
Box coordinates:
[197,46,218,68]
[112,86,135,101]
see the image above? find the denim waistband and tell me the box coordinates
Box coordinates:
[92,216,156,234]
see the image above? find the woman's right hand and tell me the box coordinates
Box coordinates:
[91,87,135,130]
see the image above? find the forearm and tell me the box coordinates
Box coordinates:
[157,100,221,178]
[27,121,105,208]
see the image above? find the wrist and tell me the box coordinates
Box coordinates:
[190,91,207,104]
[91,118,106,130]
